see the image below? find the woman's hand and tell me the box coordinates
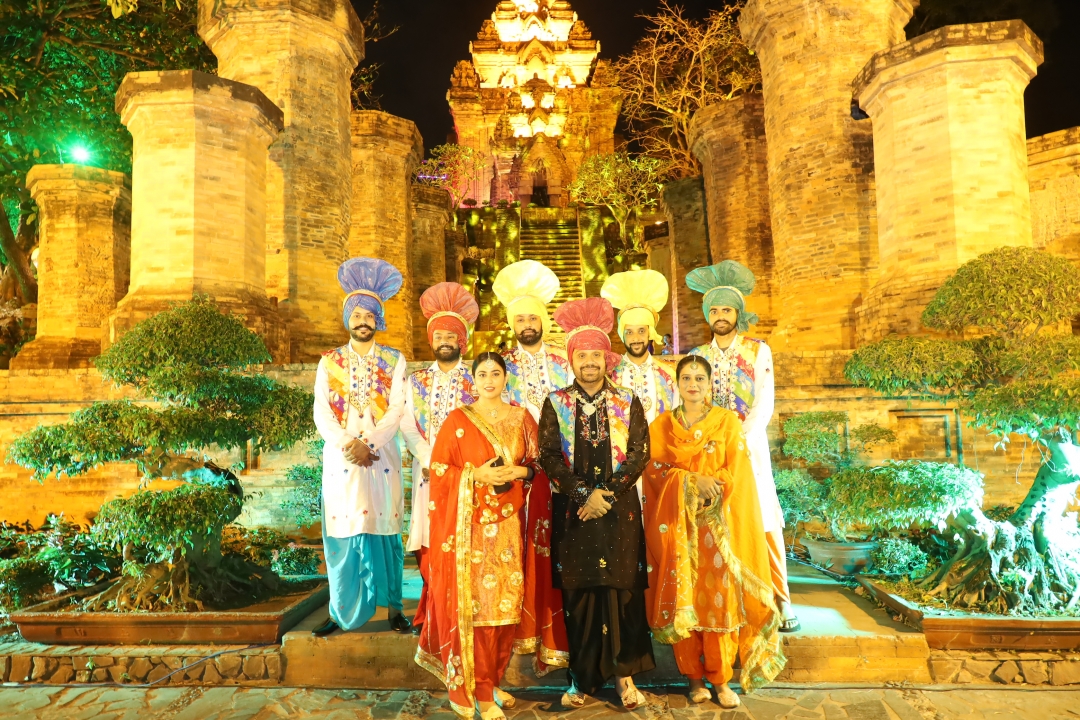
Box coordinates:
[695,473,724,501]
[472,458,516,486]
[578,488,615,521]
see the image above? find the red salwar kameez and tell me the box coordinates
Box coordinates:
[415,405,568,717]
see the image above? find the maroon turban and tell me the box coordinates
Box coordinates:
[554,297,621,371]
[420,282,480,350]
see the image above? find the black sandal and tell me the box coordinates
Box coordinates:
[780,616,801,632]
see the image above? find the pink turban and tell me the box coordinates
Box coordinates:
[420,282,480,350]
[554,297,621,371]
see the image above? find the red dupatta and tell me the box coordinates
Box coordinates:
[415,407,567,716]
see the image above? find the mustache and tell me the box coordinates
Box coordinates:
[352,325,375,333]
[435,344,456,353]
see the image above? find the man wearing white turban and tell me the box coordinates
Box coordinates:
[493,260,574,421]
[686,260,799,633]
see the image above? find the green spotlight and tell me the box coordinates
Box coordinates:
[70,146,90,163]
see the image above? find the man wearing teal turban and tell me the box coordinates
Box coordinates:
[685,260,799,633]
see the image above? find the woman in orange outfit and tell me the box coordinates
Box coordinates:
[643,355,786,708]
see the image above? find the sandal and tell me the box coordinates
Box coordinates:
[479,706,506,720]
[494,688,516,709]
[689,686,712,704]
[561,685,586,708]
[780,616,801,633]
[718,684,741,709]
[620,686,647,710]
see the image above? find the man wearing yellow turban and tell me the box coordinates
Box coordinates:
[601,269,679,424]
[493,260,574,421]
[686,260,798,633]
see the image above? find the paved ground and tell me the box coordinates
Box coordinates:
[0,684,1076,720]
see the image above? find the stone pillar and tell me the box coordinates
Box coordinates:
[10,166,131,369]
[854,22,1043,341]
[199,0,364,362]
[108,70,288,360]
[689,95,775,335]
[410,185,453,361]
[1028,127,1080,263]
[662,176,712,354]
[740,0,916,351]
[347,110,423,358]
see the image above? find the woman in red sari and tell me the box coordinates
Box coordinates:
[415,352,567,719]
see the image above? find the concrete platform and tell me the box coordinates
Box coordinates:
[280,562,931,688]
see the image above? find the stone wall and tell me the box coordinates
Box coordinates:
[740,0,915,352]
[198,0,364,362]
[1029,126,1080,263]
[688,95,775,335]
[854,21,1042,342]
[662,177,712,354]
[348,110,424,358]
[11,165,130,370]
[409,186,453,361]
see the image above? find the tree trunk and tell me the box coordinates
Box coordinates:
[0,204,38,304]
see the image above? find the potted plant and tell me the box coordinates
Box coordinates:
[845,246,1080,615]
[6,297,316,615]
[776,412,980,574]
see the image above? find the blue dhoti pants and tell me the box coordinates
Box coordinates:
[322,530,404,631]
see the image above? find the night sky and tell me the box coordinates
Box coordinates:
[354,0,1080,154]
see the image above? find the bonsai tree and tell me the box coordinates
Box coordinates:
[845,246,1080,615]
[6,297,314,611]
[413,143,487,212]
[567,151,668,255]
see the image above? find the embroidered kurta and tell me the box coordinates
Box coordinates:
[400,361,476,552]
[689,336,783,533]
[502,343,574,421]
[643,406,785,693]
[416,406,568,717]
[611,354,679,423]
[314,342,407,538]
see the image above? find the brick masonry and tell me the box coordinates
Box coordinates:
[347,110,424,358]
[740,0,915,352]
[11,165,131,370]
[854,21,1043,342]
[688,96,775,335]
[199,0,365,363]
[662,177,712,354]
[410,186,453,362]
[1029,126,1080,263]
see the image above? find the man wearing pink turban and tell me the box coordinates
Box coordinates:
[537,297,655,710]
[400,282,480,635]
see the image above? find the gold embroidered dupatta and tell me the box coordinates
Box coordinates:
[642,406,786,693]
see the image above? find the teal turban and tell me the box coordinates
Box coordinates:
[685,260,759,333]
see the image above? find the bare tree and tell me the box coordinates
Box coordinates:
[413,144,486,211]
[567,152,668,253]
[614,1,761,179]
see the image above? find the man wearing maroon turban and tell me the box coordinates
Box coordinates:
[400,282,480,635]
[537,297,655,709]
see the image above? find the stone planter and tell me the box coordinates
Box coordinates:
[11,580,328,645]
[801,538,877,575]
[858,577,1080,650]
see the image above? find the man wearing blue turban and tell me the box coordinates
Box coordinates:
[311,257,412,636]
[686,260,799,634]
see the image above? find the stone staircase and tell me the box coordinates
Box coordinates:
[517,214,584,344]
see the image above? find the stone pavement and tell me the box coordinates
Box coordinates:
[1,684,1077,720]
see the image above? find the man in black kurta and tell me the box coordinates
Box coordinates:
[538,296,655,707]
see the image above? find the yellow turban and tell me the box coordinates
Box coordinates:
[601,269,669,343]
[492,259,561,336]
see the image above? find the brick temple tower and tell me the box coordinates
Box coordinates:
[448,0,621,207]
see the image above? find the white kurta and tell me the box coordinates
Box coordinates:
[399,360,469,552]
[313,343,407,539]
[613,354,679,424]
[510,342,574,422]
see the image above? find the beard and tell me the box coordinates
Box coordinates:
[711,319,735,337]
[434,344,461,363]
[350,324,376,342]
[626,341,649,358]
[576,364,605,382]
[516,327,543,346]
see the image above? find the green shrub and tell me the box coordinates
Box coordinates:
[272,546,321,577]
[774,469,827,531]
[281,440,324,529]
[0,556,52,613]
[870,538,929,577]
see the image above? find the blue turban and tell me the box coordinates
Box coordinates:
[685,260,759,333]
[338,257,403,331]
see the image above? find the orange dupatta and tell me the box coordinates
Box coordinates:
[415,407,567,716]
[643,406,785,693]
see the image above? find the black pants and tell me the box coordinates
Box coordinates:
[561,587,656,695]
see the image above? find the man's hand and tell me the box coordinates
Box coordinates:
[422,468,430,480]
[343,439,378,467]
[695,474,723,501]
[472,457,516,486]
[578,488,615,521]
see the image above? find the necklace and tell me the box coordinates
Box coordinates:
[575,389,609,447]
[476,402,501,420]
